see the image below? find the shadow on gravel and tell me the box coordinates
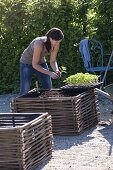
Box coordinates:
[98,123,113,156]
[34,159,51,170]
[52,126,96,150]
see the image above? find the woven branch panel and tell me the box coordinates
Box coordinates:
[11,88,99,136]
[0,113,52,170]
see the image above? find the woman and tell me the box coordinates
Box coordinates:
[19,27,64,95]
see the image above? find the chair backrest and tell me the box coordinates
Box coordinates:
[79,39,104,69]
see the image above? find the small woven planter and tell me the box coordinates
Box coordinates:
[0,112,52,170]
[11,87,99,136]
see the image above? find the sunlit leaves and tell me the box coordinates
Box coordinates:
[0,0,113,93]
[64,73,99,85]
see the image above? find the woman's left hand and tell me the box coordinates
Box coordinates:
[56,70,61,78]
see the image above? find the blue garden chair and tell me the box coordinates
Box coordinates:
[79,39,113,84]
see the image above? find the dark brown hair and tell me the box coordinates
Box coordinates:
[44,28,64,52]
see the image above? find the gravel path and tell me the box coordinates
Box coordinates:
[0,93,113,170]
[0,93,17,113]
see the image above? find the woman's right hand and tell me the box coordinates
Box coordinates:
[49,71,60,79]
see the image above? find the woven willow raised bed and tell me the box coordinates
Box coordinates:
[0,112,52,170]
[11,88,99,136]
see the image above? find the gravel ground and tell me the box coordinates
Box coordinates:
[0,93,17,113]
[0,93,113,170]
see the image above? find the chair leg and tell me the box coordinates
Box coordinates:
[100,72,106,89]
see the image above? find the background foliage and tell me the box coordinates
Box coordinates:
[0,0,113,94]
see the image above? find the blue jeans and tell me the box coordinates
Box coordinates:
[20,62,52,95]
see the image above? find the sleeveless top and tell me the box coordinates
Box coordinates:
[20,36,49,64]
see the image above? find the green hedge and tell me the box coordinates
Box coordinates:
[0,0,113,94]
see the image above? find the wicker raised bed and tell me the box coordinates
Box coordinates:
[0,112,52,170]
[11,87,99,136]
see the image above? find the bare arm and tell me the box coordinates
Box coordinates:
[32,44,50,75]
[32,44,59,79]
[50,44,61,77]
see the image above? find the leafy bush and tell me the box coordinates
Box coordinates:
[0,0,113,94]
